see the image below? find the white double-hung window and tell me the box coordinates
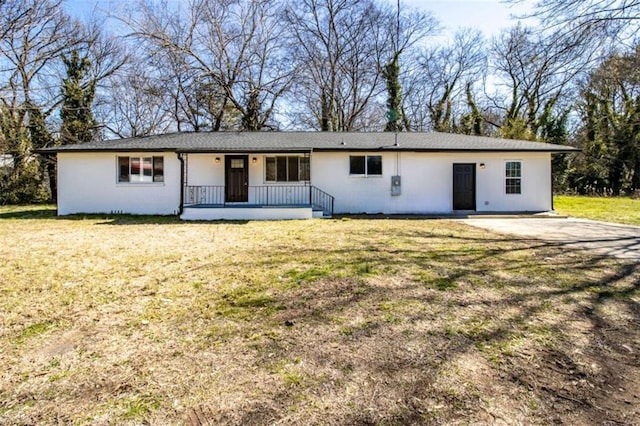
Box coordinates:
[505,161,522,194]
[118,156,164,183]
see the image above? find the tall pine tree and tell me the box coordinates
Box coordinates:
[60,50,96,145]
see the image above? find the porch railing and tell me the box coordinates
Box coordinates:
[183,185,334,217]
[252,185,310,206]
[310,185,334,217]
[184,185,225,205]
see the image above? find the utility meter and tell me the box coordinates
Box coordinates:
[391,175,401,196]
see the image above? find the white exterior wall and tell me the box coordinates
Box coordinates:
[181,206,313,220]
[185,153,308,204]
[311,152,552,214]
[185,154,225,185]
[186,153,312,187]
[58,150,553,217]
[57,152,181,215]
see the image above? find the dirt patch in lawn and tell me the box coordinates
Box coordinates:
[0,210,638,424]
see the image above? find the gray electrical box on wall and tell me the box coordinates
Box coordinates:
[391,175,401,196]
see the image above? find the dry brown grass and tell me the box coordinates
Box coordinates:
[0,206,638,425]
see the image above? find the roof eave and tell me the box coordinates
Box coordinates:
[175,148,313,154]
[312,147,580,153]
[36,148,179,154]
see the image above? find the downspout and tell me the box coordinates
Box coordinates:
[177,152,185,216]
[309,148,313,207]
[550,154,554,212]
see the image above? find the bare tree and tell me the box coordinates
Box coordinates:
[487,24,589,139]
[54,16,127,143]
[97,66,173,138]
[0,0,81,202]
[207,0,294,130]
[120,0,293,132]
[381,1,439,132]
[115,0,206,132]
[0,0,80,117]
[285,0,384,131]
[569,46,640,194]
[509,0,640,43]
[284,0,436,131]
[0,0,28,41]
[82,16,128,89]
[404,29,485,132]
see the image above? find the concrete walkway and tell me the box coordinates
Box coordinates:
[462,218,640,260]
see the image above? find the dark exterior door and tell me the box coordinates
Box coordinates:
[453,163,476,210]
[225,155,248,202]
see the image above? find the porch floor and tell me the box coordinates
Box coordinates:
[184,203,313,209]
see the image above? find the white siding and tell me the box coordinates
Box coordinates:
[185,154,225,185]
[311,151,552,214]
[185,153,308,205]
[57,152,181,215]
[185,153,306,187]
[57,150,553,217]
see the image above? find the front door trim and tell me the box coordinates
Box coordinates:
[225,155,249,203]
[452,163,476,211]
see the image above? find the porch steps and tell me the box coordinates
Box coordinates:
[312,208,331,218]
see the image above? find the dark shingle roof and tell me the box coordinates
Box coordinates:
[39,131,579,153]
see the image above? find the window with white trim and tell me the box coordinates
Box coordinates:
[505,161,522,194]
[118,156,164,183]
[265,156,310,182]
[349,155,382,176]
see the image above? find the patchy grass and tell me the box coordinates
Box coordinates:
[0,205,639,425]
[555,195,640,226]
[0,204,57,219]
[15,321,55,344]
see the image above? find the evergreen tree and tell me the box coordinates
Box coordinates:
[384,52,409,132]
[384,52,406,132]
[0,103,50,204]
[28,103,58,200]
[60,50,96,144]
[460,82,484,136]
[497,117,537,141]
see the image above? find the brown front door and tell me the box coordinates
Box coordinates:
[225,155,248,202]
[453,163,476,210]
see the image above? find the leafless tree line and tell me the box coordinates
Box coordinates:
[1,0,639,144]
[2,0,638,201]
[106,0,439,135]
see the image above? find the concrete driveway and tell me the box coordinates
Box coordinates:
[462,218,640,260]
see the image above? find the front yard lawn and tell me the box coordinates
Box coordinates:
[555,195,640,226]
[1,206,638,424]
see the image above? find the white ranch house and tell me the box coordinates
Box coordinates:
[43,132,576,220]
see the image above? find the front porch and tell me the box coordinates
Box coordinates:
[180,185,334,220]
